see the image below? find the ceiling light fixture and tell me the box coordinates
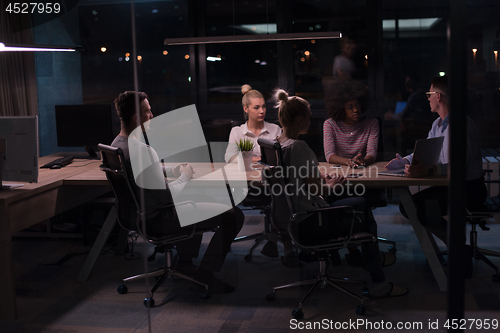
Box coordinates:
[206,56,221,61]
[0,42,78,52]
[164,31,341,45]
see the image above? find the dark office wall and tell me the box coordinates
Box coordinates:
[33,6,82,156]
[31,0,500,156]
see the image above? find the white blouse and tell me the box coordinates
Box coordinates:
[224,121,282,163]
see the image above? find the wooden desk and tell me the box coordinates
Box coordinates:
[64,161,262,186]
[317,161,448,187]
[0,154,110,321]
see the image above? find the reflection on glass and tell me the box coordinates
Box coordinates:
[206,42,278,104]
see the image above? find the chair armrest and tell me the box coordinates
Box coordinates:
[139,200,203,241]
[258,161,270,168]
[293,205,363,224]
[465,209,492,231]
[143,200,197,214]
[287,205,371,251]
[298,205,364,216]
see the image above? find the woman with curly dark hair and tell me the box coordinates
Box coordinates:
[323,81,379,167]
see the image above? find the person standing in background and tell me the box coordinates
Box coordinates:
[333,38,358,81]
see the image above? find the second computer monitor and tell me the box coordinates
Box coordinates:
[55,104,119,158]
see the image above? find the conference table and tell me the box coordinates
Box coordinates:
[66,160,449,291]
[1,157,448,321]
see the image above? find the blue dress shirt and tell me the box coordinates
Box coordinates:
[404,115,483,180]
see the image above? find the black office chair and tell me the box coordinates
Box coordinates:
[434,170,500,281]
[465,186,500,282]
[232,190,275,262]
[368,117,397,253]
[366,117,389,209]
[258,138,375,319]
[228,119,280,262]
[97,143,215,306]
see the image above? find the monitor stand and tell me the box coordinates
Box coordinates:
[84,146,100,159]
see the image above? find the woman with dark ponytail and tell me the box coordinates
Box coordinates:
[270,88,408,298]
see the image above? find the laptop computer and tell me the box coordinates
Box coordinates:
[394,101,407,115]
[378,136,445,177]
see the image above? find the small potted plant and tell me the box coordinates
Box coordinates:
[236,138,254,171]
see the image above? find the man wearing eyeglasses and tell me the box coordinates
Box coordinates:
[385,76,486,277]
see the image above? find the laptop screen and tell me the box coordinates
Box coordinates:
[395,101,407,114]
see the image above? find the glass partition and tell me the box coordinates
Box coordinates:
[4,0,500,329]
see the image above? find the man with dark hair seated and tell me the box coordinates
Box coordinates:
[112,90,244,293]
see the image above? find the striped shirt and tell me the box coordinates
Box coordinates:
[323,117,379,162]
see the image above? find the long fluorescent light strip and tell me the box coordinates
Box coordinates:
[165,31,342,45]
[0,43,76,52]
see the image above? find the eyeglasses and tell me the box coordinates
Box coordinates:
[425,91,440,98]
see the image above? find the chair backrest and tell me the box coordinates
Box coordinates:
[258,138,368,250]
[258,138,297,232]
[97,143,140,231]
[259,138,283,167]
[98,143,207,246]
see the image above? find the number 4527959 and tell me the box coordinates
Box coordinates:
[5,3,61,14]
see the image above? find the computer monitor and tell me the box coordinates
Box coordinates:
[55,104,119,158]
[0,116,39,189]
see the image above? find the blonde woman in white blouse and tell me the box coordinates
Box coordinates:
[225,85,289,261]
[225,84,282,163]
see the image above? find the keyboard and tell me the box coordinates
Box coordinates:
[41,156,74,169]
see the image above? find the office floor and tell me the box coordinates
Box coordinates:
[2,203,500,333]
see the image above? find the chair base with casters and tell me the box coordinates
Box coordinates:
[114,226,219,306]
[117,243,210,306]
[437,212,500,282]
[233,205,280,262]
[232,187,284,262]
[265,232,374,319]
[377,236,397,254]
[466,212,500,282]
[234,204,295,262]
